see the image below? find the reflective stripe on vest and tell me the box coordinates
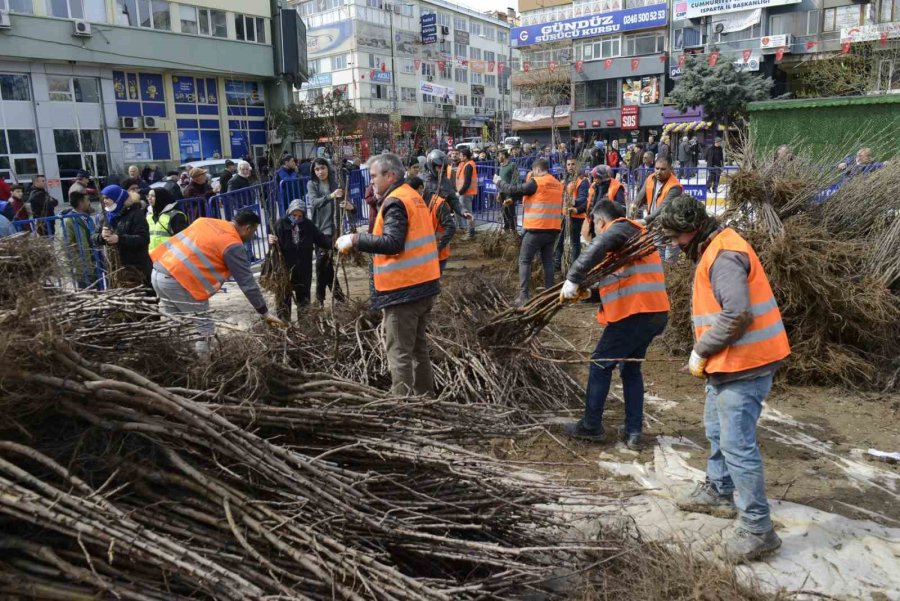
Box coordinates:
[644,173,683,213]
[147,210,186,252]
[566,175,587,219]
[455,160,478,196]
[596,217,670,325]
[150,217,243,301]
[523,174,563,231]
[429,194,450,262]
[692,227,791,374]
[372,184,441,292]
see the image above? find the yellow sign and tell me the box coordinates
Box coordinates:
[482,124,489,140]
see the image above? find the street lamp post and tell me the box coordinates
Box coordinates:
[386,5,399,115]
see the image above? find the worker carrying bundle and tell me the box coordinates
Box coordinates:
[558,198,669,451]
[150,210,284,355]
[658,195,790,563]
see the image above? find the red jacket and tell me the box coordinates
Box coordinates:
[0,178,10,201]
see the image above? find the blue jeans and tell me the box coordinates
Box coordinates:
[704,374,774,533]
[583,312,668,433]
[439,259,447,274]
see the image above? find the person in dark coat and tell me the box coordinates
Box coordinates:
[218,160,236,193]
[95,184,152,289]
[27,175,60,235]
[226,161,253,193]
[705,138,725,192]
[183,167,215,200]
[267,199,332,320]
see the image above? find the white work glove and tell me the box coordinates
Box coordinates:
[263,313,287,329]
[335,234,355,254]
[492,174,501,185]
[688,350,707,378]
[559,280,588,303]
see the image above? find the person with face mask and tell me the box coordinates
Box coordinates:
[151,209,284,356]
[267,199,333,320]
[94,184,153,289]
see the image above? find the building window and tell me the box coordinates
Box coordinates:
[718,23,760,40]
[470,47,482,60]
[483,26,495,41]
[823,5,862,32]
[471,96,482,108]
[236,15,267,43]
[0,0,34,14]
[180,4,198,33]
[457,94,468,106]
[225,80,264,106]
[401,87,416,102]
[877,58,900,91]
[485,97,496,110]
[422,63,435,77]
[574,79,618,110]
[48,76,101,103]
[454,16,466,31]
[54,128,109,180]
[0,74,31,101]
[806,10,820,35]
[576,35,621,61]
[468,20,481,36]
[199,7,227,37]
[115,0,170,30]
[673,27,703,50]
[455,68,467,83]
[454,42,467,57]
[496,30,506,45]
[879,0,899,22]
[370,84,388,99]
[46,0,107,21]
[471,72,483,84]
[769,13,798,36]
[332,55,347,70]
[439,62,452,79]
[0,129,40,182]
[437,12,450,27]
[46,0,82,19]
[485,51,496,63]
[485,74,496,87]
[623,32,665,56]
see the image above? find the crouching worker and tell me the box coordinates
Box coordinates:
[268,199,333,320]
[335,153,441,397]
[559,199,669,450]
[659,195,789,562]
[150,209,284,355]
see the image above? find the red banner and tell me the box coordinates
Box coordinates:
[621,105,639,131]
[414,59,421,71]
[708,51,720,67]
[437,60,445,71]
[498,62,505,76]
[678,54,686,68]
[659,53,667,63]
[603,58,613,70]
[488,60,496,72]
[548,61,557,73]
[880,32,888,46]
[630,57,640,71]
[775,47,785,61]
[575,60,584,73]
[380,63,386,72]
[841,41,851,53]
[523,62,530,72]
[742,49,752,63]
[369,69,376,79]
[805,40,817,50]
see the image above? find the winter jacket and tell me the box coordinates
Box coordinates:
[657,142,671,162]
[226,175,252,193]
[60,208,97,284]
[307,174,341,237]
[9,197,28,221]
[423,171,458,253]
[219,169,235,193]
[162,179,184,201]
[705,145,724,168]
[183,181,214,200]
[0,178,11,201]
[677,142,691,164]
[93,202,152,284]
[355,180,441,311]
[272,214,332,285]
[28,187,58,219]
[567,219,638,285]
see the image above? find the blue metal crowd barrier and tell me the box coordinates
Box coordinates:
[13,213,109,290]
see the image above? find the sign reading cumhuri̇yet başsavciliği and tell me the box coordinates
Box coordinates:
[511,3,668,47]
[673,0,801,20]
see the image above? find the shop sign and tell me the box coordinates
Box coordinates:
[621,105,639,130]
[841,23,900,43]
[674,0,800,20]
[420,13,437,45]
[605,119,616,126]
[512,3,667,47]
[592,119,601,127]
[303,73,333,89]
[372,71,392,83]
[683,184,707,201]
[577,120,587,128]
[760,34,792,50]
[455,30,470,45]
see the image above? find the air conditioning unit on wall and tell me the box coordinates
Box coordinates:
[119,116,138,129]
[72,19,92,37]
[142,116,160,129]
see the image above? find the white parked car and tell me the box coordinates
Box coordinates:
[179,159,234,189]
[455,137,485,152]
[502,136,522,150]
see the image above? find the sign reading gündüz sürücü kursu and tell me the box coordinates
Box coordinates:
[512,4,668,47]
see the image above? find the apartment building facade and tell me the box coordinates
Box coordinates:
[293,0,521,153]
[0,0,306,199]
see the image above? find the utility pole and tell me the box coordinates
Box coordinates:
[387,5,399,115]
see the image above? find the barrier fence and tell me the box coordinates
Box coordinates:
[13,163,738,289]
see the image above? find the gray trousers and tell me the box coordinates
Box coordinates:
[519,230,558,300]
[458,195,476,236]
[151,269,214,341]
[383,295,435,397]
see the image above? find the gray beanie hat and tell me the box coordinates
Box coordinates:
[287,199,305,215]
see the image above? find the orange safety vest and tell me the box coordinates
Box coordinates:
[692,228,791,374]
[644,173,682,213]
[455,160,478,196]
[150,217,244,301]
[428,193,451,261]
[372,184,441,292]
[595,218,670,325]
[523,173,563,231]
[445,164,454,180]
[565,175,588,219]
[585,178,623,217]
